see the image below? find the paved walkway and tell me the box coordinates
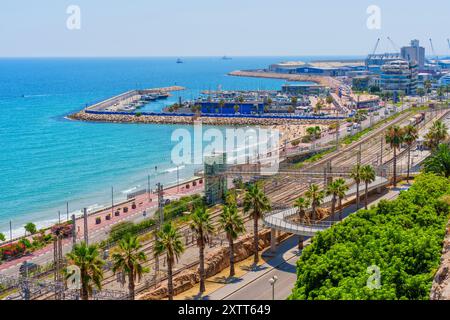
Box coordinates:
[263,175,388,236]
[0,181,204,276]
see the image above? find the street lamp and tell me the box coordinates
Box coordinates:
[268,276,278,300]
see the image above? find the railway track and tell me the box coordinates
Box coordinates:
[25,107,450,299]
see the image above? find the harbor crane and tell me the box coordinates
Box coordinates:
[371,38,380,55]
[387,36,399,52]
[429,38,439,61]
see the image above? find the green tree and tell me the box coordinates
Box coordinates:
[424,80,432,94]
[305,184,325,221]
[402,125,419,182]
[350,164,363,208]
[417,88,425,102]
[111,235,148,300]
[437,86,446,101]
[385,125,404,187]
[326,95,334,105]
[66,242,105,300]
[233,104,240,114]
[360,165,376,209]
[24,222,37,235]
[154,222,185,300]
[219,203,245,277]
[190,206,214,293]
[243,184,271,265]
[0,233,5,242]
[425,120,448,151]
[424,144,450,178]
[294,197,310,249]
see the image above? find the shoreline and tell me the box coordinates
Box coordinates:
[0,174,205,269]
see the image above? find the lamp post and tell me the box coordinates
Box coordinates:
[268,276,278,300]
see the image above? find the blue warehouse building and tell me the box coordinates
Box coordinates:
[200,102,265,115]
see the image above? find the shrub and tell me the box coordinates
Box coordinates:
[289,173,450,300]
[0,242,26,260]
[51,223,73,238]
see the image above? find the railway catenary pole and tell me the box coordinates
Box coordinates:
[154,183,165,288]
[83,208,88,245]
[71,214,77,246]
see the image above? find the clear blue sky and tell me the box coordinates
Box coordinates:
[0,0,449,57]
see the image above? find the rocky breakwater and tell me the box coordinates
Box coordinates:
[69,110,337,126]
[138,228,289,300]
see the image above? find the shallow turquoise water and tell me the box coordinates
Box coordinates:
[0,57,294,235]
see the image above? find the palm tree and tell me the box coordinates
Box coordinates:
[350,164,363,208]
[225,190,237,206]
[219,203,245,277]
[425,120,448,151]
[294,197,310,249]
[154,222,185,300]
[424,143,450,178]
[66,242,105,300]
[334,178,349,219]
[190,206,214,293]
[326,181,340,218]
[305,184,325,221]
[294,197,310,224]
[385,125,404,187]
[326,179,349,219]
[402,125,418,182]
[243,184,271,265]
[111,235,148,300]
[360,165,376,209]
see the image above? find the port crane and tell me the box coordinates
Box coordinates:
[371,38,380,55]
[387,36,399,52]
[429,38,439,62]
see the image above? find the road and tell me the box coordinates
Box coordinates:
[222,236,299,300]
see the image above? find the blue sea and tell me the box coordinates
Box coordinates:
[0,56,349,237]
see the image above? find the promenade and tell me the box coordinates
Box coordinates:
[0,179,204,276]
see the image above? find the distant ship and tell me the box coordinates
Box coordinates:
[176,58,183,64]
[222,56,232,60]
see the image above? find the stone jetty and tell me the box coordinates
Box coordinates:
[68,110,339,126]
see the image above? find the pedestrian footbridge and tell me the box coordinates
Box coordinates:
[263,176,388,239]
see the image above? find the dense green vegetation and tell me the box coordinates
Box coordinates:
[105,219,156,244]
[289,173,450,300]
[164,194,204,221]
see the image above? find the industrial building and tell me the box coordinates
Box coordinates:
[365,53,402,73]
[200,101,265,115]
[401,39,426,69]
[281,83,326,95]
[380,60,418,95]
[269,60,365,76]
